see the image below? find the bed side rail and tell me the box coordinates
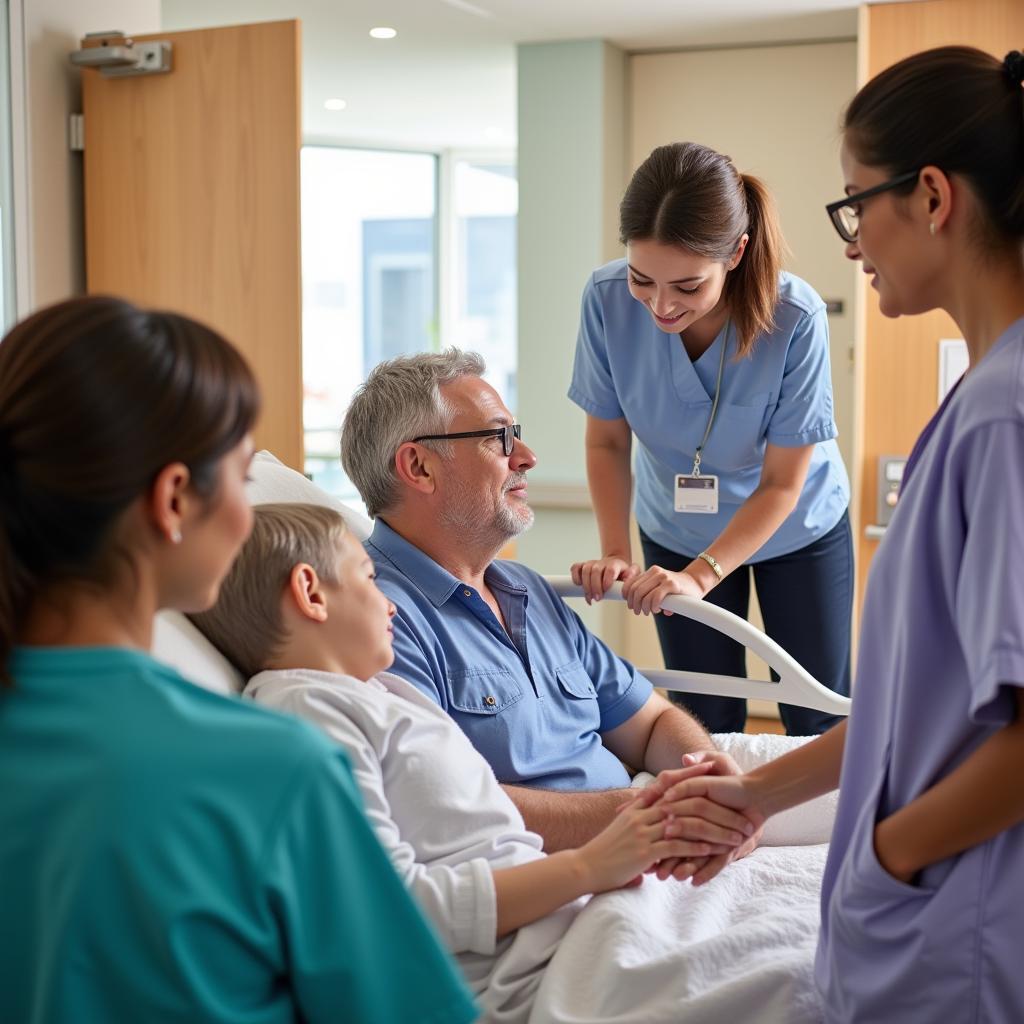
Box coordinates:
[546,576,851,717]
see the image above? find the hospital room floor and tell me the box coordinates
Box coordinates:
[746,716,786,734]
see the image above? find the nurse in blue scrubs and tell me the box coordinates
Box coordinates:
[569,142,851,735]
[0,297,477,1024]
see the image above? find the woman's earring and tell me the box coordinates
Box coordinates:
[929,222,936,236]
[171,529,183,545]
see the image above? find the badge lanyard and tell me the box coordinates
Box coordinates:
[690,320,730,476]
[674,321,729,515]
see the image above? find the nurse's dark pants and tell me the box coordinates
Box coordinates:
[639,510,853,736]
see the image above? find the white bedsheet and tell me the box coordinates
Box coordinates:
[529,844,826,1024]
[528,732,832,1024]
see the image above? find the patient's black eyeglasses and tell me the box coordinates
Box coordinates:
[825,169,920,243]
[412,423,522,457]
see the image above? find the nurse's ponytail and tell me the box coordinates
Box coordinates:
[844,46,1024,247]
[620,141,784,357]
[729,173,784,358]
[0,296,259,687]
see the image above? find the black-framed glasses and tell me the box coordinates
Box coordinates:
[412,423,522,457]
[825,169,920,243]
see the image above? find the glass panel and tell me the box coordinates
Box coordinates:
[451,159,517,409]
[301,147,437,504]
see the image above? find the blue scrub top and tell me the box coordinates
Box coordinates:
[569,259,850,561]
[0,646,478,1024]
[815,318,1024,1021]
[368,519,653,790]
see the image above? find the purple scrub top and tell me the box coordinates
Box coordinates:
[816,317,1024,1021]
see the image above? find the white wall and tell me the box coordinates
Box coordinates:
[515,40,630,638]
[10,0,161,313]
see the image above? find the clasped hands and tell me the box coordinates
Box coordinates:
[569,557,704,615]
[623,751,766,886]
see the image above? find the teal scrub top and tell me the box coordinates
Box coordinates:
[0,646,478,1024]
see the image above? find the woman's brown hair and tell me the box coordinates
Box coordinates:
[0,296,260,685]
[619,142,784,356]
[843,46,1024,246]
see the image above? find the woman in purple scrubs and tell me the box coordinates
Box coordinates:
[646,45,1024,1021]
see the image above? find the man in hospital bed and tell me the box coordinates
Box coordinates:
[338,348,752,856]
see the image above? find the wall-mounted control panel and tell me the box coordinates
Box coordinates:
[876,455,907,527]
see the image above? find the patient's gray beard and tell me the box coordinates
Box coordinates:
[438,473,534,552]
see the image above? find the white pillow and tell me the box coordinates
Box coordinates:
[153,610,245,696]
[152,450,373,694]
[246,450,372,540]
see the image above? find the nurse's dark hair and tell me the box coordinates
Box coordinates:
[0,295,260,686]
[842,46,1024,246]
[619,141,784,357]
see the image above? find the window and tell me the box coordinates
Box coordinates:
[447,157,518,409]
[301,147,437,499]
[301,147,518,508]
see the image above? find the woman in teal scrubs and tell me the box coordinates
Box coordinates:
[0,297,477,1024]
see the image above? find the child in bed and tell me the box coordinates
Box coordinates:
[191,502,752,1023]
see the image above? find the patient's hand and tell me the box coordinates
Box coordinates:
[679,752,766,859]
[679,749,742,778]
[576,795,740,895]
[629,760,754,887]
[644,750,761,882]
[651,767,768,886]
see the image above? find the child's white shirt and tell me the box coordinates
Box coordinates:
[245,668,577,1022]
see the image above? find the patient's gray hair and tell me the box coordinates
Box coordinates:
[341,348,486,518]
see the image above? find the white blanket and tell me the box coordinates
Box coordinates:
[529,732,832,1024]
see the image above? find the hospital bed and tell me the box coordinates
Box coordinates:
[152,452,843,1023]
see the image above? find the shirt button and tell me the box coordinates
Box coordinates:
[484,695,497,706]
[463,589,472,597]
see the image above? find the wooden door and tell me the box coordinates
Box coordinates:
[854,0,1024,614]
[81,21,303,468]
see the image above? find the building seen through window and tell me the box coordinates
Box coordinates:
[302,147,517,508]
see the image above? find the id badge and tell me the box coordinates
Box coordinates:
[674,474,719,514]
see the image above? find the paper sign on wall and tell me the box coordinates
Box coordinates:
[938,338,968,404]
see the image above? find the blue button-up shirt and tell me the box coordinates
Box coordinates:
[367,519,653,790]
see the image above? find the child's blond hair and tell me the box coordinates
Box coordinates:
[190,502,348,678]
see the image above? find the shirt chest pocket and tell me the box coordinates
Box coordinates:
[698,392,773,472]
[446,668,524,716]
[553,661,597,701]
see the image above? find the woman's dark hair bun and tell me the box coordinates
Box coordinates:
[1004,50,1024,85]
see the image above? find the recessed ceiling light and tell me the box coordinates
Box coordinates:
[324,98,347,111]
[369,26,397,39]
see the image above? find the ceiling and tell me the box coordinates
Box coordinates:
[160,0,905,150]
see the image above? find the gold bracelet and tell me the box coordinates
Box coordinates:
[696,550,723,580]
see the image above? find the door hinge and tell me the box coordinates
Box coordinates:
[69,114,84,152]
[69,32,172,78]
